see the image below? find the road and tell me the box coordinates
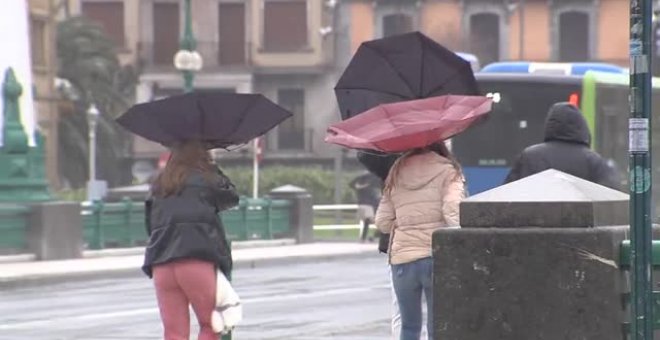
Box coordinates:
[0,255,394,340]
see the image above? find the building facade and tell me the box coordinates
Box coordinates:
[345,0,629,67]
[73,0,341,172]
[71,0,631,181]
[28,0,60,187]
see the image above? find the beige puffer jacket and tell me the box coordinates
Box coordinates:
[375,151,465,265]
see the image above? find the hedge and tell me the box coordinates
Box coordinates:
[222,166,360,204]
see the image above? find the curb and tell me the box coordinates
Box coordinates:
[0,249,380,289]
[0,239,298,263]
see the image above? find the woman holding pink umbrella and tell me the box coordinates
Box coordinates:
[375,141,465,340]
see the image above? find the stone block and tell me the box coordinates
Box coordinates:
[460,169,629,228]
[268,185,313,243]
[27,201,82,260]
[432,226,632,340]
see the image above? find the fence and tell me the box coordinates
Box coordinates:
[82,197,292,249]
[0,204,29,252]
[0,201,359,253]
[312,204,360,228]
[619,240,660,333]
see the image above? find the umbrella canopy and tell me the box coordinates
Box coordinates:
[335,31,479,120]
[326,95,492,153]
[117,91,292,149]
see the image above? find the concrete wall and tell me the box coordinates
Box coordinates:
[509,1,551,61]
[597,0,629,64]
[421,1,463,51]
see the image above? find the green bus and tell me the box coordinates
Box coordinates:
[453,71,660,216]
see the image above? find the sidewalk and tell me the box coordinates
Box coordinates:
[0,241,379,288]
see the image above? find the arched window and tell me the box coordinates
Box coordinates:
[469,13,500,66]
[558,11,590,61]
[382,13,414,37]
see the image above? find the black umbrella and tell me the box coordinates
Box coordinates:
[335,31,479,120]
[335,31,480,176]
[117,91,292,149]
[336,33,479,254]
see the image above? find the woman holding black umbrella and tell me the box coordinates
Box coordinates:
[143,140,238,340]
[116,91,293,339]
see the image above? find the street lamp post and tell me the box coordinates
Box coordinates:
[86,104,101,201]
[174,0,202,93]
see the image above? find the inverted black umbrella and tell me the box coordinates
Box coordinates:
[335,31,479,120]
[336,33,479,254]
[335,31,480,175]
[117,91,292,149]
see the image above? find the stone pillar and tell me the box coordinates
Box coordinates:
[268,185,314,243]
[432,169,632,340]
[27,201,83,260]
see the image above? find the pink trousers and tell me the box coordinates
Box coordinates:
[153,259,217,340]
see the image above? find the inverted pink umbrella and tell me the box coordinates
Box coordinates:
[325,95,492,153]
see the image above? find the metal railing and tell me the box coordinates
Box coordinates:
[313,204,360,228]
[82,197,291,249]
[0,204,29,252]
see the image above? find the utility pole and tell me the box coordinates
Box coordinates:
[628,0,654,338]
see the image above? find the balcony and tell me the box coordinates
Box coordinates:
[137,40,253,73]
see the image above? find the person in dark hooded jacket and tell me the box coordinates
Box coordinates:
[144,140,239,340]
[504,102,620,189]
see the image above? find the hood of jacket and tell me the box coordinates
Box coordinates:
[393,151,455,191]
[543,102,591,146]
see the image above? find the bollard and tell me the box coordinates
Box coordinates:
[27,201,83,260]
[267,185,313,243]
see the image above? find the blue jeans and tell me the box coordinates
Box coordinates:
[391,257,433,340]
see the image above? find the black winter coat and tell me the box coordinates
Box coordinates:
[142,170,239,278]
[504,103,620,189]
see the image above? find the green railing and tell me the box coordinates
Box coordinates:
[83,197,292,249]
[0,204,29,252]
[620,240,660,333]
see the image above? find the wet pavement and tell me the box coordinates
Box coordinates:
[0,255,393,339]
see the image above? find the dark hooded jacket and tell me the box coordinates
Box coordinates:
[504,103,620,189]
[142,169,239,278]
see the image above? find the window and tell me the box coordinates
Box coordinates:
[219,2,246,65]
[469,13,500,66]
[153,2,180,65]
[81,1,125,47]
[263,0,308,52]
[558,11,589,61]
[277,89,305,150]
[30,18,47,67]
[382,13,413,37]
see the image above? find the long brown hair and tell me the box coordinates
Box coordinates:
[383,142,462,194]
[151,141,216,197]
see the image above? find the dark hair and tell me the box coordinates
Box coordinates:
[151,141,217,197]
[383,142,462,194]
